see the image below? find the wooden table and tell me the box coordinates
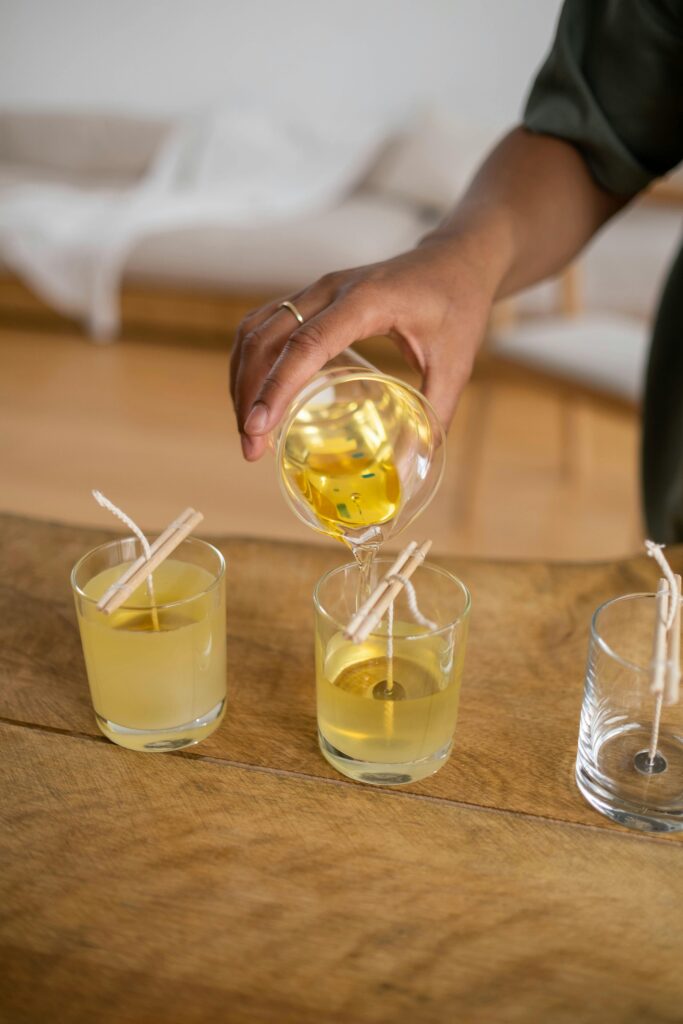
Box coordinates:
[1,514,681,1023]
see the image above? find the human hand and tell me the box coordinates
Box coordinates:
[230,238,498,460]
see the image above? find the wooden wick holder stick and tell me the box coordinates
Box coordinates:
[97,507,197,610]
[346,540,432,645]
[98,509,204,615]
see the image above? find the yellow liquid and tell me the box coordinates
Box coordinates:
[76,559,226,751]
[282,396,401,540]
[317,623,465,782]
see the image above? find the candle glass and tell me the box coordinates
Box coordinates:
[314,558,471,785]
[274,348,445,553]
[576,592,683,832]
[71,537,226,752]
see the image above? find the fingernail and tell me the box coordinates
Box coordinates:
[244,402,269,435]
[241,433,257,459]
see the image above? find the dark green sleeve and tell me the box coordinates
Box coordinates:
[524,0,683,196]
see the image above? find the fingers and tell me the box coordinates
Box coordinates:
[231,279,338,413]
[235,317,292,460]
[234,324,284,430]
[232,277,352,460]
[233,287,329,430]
[229,297,285,406]
[243,296,375,444]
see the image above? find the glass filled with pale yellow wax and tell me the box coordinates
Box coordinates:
[314,558,471,785]
[71,537,226,752]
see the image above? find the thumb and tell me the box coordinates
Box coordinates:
[421,356,471,431]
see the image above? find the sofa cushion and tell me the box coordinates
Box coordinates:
[124,193,432,293]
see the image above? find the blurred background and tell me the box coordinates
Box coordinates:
[1,0,680,559]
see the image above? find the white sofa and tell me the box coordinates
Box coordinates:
[0,109,441,296]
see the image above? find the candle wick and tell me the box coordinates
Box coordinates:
[92,490,160,630]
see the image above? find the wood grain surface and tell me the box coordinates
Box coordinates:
[1,514,682,1023]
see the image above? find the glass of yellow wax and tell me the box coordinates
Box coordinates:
[314,558,471,785]
[71,537,226,752]
[274,348,445,552]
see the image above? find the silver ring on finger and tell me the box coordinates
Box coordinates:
[278,300,305,325]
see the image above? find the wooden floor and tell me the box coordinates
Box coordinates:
[0,324,643,560]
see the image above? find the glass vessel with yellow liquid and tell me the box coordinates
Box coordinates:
[274,349,445,568]
[314,558,471,784]
[71,537,226,752]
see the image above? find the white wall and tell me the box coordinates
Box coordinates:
[0,0,562,134]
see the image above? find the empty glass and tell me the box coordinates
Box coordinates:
[576,592,683,832]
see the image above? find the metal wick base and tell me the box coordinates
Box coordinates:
[372,680,406,700]
[634,749,668,775]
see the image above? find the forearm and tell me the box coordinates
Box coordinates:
[420,126,630,301]
[232,127,634,454]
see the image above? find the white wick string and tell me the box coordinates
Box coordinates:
[92,490,157,613]
[645,540,678,631]
[643,540,681,763]
[385,573,437,663]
